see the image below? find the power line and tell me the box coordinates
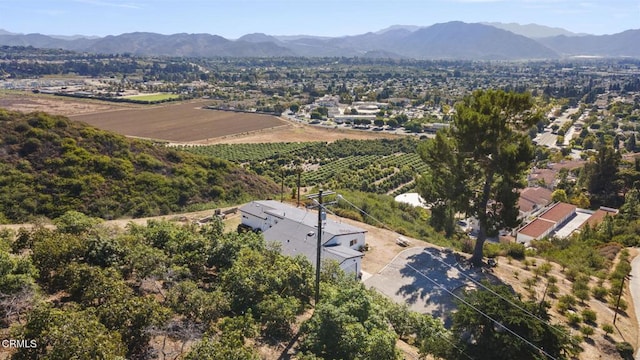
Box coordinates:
[432,330,474,360]
[336,192,564,360]
[431,255,572,339]
[405,263,559,360]
[339,191,567,335]
[336,194,397,233]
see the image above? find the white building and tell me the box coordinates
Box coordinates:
[238,200,366,277]
[516,202,576,244]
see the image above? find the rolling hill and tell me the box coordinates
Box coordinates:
[0,109,279,222]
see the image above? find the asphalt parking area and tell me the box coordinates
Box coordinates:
[364,246,501,326]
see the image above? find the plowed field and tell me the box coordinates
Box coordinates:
[71,99,286,142]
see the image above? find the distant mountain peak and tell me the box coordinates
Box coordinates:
[237,33,280,43]
[482,22,586,38]
[375,25,422,34]
[0,22,637,59]
[0,29,19,36]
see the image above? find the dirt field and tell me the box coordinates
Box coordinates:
[193,120,405,145]
[69,99,287,142]
[0,92,404,143]
[0,91,128,115]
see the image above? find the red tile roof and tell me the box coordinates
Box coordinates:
[519,187,553,213]
[585,208,618,228]
[540,202,576,223]
[529,169,556,188]
[518,218,555,238]
[549,160,586,171]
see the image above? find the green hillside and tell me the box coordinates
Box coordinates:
[0,109,278,222]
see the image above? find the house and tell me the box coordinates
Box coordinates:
[516,218,556,244]
[527,167,557,189]
[238,200,366,277]
[583,206,619,229]
[518,187,553,218]
[539,202,576,224]
[516,202,576,244]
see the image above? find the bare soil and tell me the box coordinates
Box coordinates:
[70,99,286,142]
[493,252,638,360]
[0,91,127,115]
[1,92,404,144]
[195,120,405,145]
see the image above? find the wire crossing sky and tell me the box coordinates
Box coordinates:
[1,0,638,38]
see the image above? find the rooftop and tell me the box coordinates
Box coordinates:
[240,200,367,238]
[518,187,552,213]
[584,207,618,228]
[539,202,577,223]
[518,218,555,238]
[553,210,593,238]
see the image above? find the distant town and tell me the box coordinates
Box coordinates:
[1,43,639,360]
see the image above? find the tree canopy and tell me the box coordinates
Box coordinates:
[451,284,577,360]
[0,110,278,222]
[2,212,452,359]
[418,89,539,264]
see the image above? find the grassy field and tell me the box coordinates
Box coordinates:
[123,93,181,101]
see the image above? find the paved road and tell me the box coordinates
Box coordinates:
[534,107,579,149]
[364,246,500,327]
[630,253,640,360]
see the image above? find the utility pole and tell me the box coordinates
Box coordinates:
[315,190,323,305]
[280,168,285,202]
[307,189,335,305]
[297,168,301,207]
[613,274,630,324]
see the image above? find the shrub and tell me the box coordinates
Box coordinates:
[502,242,525,260]
[558,294,577,309]
[592,286,608,301]
[483,242,501,258]
[567,313,582,327]
[580,325,594,338]
[616,342,634,359]
[581,309,597,324]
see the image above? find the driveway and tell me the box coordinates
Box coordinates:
[364,246,501,327]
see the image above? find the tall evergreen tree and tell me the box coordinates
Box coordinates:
[581,146,622,207]
[626,133,637,152]
[418,90,539,265]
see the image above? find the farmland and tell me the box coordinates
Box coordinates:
[177,138,428,195]
[70,99,287,142]
[0,93,407,144]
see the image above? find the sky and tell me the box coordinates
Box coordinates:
[1,0,639,39]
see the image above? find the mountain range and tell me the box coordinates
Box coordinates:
[1,21,638,60]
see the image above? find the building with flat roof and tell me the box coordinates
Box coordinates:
[515,202,618,244]
[539,202,576,223]
[516,202,576,244]
[239,200,366,277]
